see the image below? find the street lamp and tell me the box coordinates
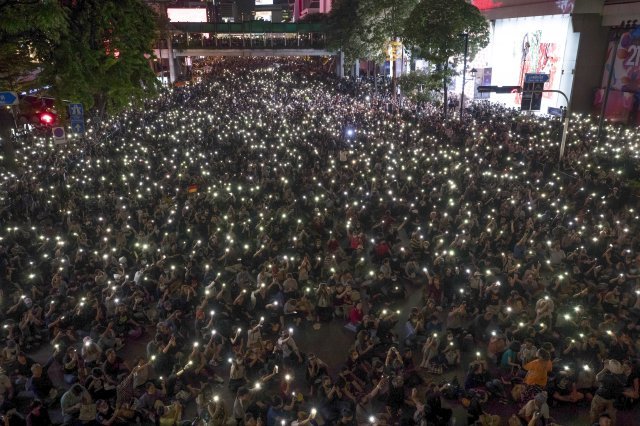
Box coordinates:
[459,32,469,119]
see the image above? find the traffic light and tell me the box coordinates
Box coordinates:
[38,111,56,126]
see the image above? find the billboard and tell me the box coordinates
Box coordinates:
[479,14,578,112]
[256,0,274,5]
[255,11,272,21]
[601,28,640,93]
[593,89,635,123]
[596,28,640,124]
[167,8,207,23]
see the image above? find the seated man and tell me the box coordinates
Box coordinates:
[27,362,57,405]
[60,384,92,425]
[552,370,584,404]
[518,391,550,425]
[134,381,167,424]
[622,359,639,403]
[464,359,490,390]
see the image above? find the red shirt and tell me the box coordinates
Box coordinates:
[349,307,364,325]
[375,242,390,257]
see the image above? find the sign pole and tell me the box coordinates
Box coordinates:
[559,107,569,162]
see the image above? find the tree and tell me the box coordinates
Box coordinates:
[326,0,368,67]
[42,0,159,118]
[397,70,442,103]
[327,0,418,67]
[403,0,489,114]
[0,0,67,91]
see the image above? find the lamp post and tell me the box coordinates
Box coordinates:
[459,32,469,118]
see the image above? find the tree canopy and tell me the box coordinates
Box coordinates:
[44,0,159,116]
[0,0,159,116]
[329,0,489,95]
[0,0,67,91]
[328,0,419,66]
[403,0,489,70]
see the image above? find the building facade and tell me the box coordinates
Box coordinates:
[468,0,640,121]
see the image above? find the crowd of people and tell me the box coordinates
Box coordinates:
[0,57,639,426]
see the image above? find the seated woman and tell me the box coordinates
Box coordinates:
[283,298,305,327]
[500,341,522,378]
[419,332,441,369]
[62,346,81,385]
[345,348,370,384]
[305,353,329,396]
[442,331,460,367]
[354,330,376,363]
[464,359,487,387]
[317,375,341,423]
[347,302,364,328]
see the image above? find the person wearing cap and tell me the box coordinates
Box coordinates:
[590,359,627,424]
[27,363,57,404]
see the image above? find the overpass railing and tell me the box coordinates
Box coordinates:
[168,21,328,50]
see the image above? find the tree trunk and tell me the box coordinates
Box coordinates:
[443,61,448,116]
[374,62,378,95]
[392,58,397,109]
[95,93,108,123]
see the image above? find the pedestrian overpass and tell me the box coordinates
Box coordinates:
[153,21,344,82]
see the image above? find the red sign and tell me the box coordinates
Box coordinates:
[472,0,573,13]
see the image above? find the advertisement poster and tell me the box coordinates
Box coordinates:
[593,89,635,123]
[167,8,207,22]
[514,31,559,103]
[473,68,492,99]
[601,28,640,93]
[485,14,575,111]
